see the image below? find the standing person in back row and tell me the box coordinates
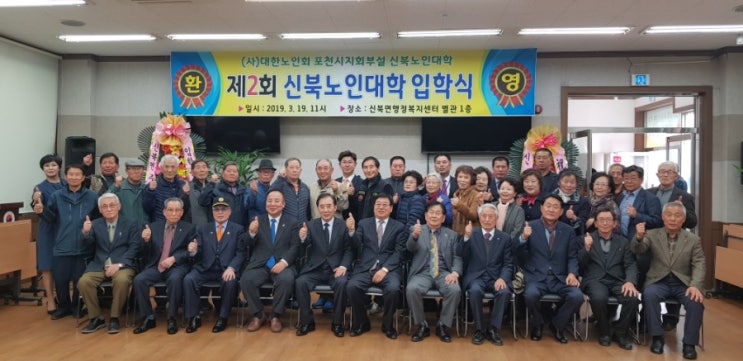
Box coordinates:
[270,157,311,223]
[356,156,393,220]
[434,154,458,198]
[336,150,363,220]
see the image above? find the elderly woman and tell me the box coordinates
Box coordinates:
[451,165,480,235]
[474,166,495,205]
[585,171,620,233]
[423,173,453,227]
[553,169,591,236]
[396,170,426,238]
[519,168,544,222]
[32,154,67,314]
[495,177,525,240]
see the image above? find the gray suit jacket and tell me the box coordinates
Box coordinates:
[578,231,637,285]
[406,225,462,279]
[499,202,525,241]
[631,228,705,290]
[646,186,697,229]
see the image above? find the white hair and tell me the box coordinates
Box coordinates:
[159,154,179,167]
[98,192,120,206]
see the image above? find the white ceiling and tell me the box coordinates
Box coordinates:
[1,0,743,57]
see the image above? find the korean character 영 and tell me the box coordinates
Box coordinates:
[411,74,430,100]
[284,75,302,100]
[433,73,453,99]
[304,74,322,99]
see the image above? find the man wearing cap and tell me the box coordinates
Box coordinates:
[246,159,276,221]
[182,197,247,333]
[240,189,300,333]
[110,159,148,227]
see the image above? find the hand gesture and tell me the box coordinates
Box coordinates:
[451,196,460,207]
[484,189,494,202]
[299,222,308,239]
[32,187,42,205]
[148,180,157,191]
[249,179,258,194]
[464,221,472,238]
[477,192,484,205]
[346,213,355,232]
[249,216,259,234]
[142,224,151,242]
[522,221,532,239]
[211,174,220,184]
[626,205,637,218]
[675,195,684,204]
[83,153,93,166]
[82,215,92,234]
[412,219,421,239]
[346,183,355,196]
[621,282,639,298]
[584,233,593,251]
[278,168,286,178]
[182,181,190,195]
[330,180,338,192]
[188,239,198,253]
[566,206,575,221]
[104,263,120,278]
[115,175,123,189]
[635,222,646,239]
[566,273,580,287]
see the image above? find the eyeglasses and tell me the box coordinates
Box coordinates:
[593,182,609,187]
[99,203,118,210]
[657,170,676,176]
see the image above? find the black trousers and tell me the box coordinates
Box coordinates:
[52,255,86,311]
[583,278,640,338]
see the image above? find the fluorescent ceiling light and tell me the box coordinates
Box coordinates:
[246,0,374,2]
[0,0,85,6]
[643,25,743,34]
[168,34,266,40]
[58,35,156,42]
[518,27,631,35]
[280,32,380,40]
[397,29,502,38]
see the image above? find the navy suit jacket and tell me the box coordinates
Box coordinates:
[462,228,513,289]
[298,217,352,275]
[192,221,246,273]
[352,217,406,275]
[83,217,140,272]
[140,220,196,270]
[244,214,300,271]
[616,188,662,239]
[515,220,580,284]
[646,186,697,229]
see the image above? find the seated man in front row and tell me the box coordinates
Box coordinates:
[633,202,705,360]
[346,194,406,340]
[578,206,639,350]
[182,197,246,333]
[406,202,462,343]
[517,194,583,344]
[132,197,197,335]
[294,193,353,337]
[462,203,513,346]
[78,193,140,334]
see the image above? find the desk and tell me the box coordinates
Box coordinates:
[0,220,40,305]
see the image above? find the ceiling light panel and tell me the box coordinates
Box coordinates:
[518,27,631,35]
[397,29,502,38]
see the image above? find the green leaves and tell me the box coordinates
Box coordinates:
[211,147,264,186]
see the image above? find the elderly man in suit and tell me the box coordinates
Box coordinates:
[132,197,197,335]
[406,202,462,343]
[462,203,512,346]
[346,194,406,340]
[77,193,140,334]
[516,194,583,344]
[240,189,300,333]
[633,202,705,360]
[182,197,246,333]
[294,193,352,337]
[579,206,639,350]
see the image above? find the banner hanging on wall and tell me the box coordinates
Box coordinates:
[170,49,536,117]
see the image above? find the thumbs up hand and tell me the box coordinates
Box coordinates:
[636,222,646,239]
[522,221,532,239]
[566,205,576,221]
[148,180,157,191]
[249,216,259,234]
[675,195,684,204]
[142,224,151,242]
[188,239,198,253]
[211,174,220,184]
[82,215,92,234]
[584,233,593,251]
[299,222,308,239]
[115,175,123,189]
[181,181,190,195]
[346,213,355,232]
[32,187,42,204]
[464,221,473,238]
[412,219,421,239]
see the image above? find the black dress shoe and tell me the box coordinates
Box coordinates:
[411,324,430,342]
[613,335,632,350]
[51,308,73,320]
[167,318,178,335]
[186,317,201,333]
[331,324,345,337]
[487,327,503,346]
[472,330,486,345]
[296,323,316,336]
[682,344,697,360]
[81,317,106,334]
[381,325,398,340]
[133,318,156,334]
[435,325,452,343]
[212,317,228,333]
[549,323,568,344]
[530,326,543,341]
[598,335,611,347]
[650,336,665,354]
[349,323,370,337]
[108,318,121,334]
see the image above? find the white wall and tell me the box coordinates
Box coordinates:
[0,40,58,210]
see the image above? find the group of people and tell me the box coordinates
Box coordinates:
[31,148,704,359]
